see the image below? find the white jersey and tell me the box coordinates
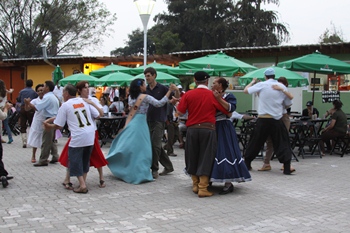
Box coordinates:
[54,97,99,147]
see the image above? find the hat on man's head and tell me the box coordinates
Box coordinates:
[264,68,275,76]
[177,84,183,89]
[306,101,313,106]
[194,71,210,81]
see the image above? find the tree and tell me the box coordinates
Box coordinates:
[0,0,117,58]
[319,22,344,43]
[231,0,289,46]
[110,29,155,56]
[155,0,235,51]
[110,26,184,56]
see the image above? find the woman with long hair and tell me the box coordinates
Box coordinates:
[210,77,251,194]
[106,79,177,184]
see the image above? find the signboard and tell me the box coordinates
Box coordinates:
[322,90,340,103]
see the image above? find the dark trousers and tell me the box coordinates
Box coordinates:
[320,129,346,151]
[148,121,173,172]
[165,122,179,154]
[0,135,8,177]
[245,118,292,164]
[20,106,35,133]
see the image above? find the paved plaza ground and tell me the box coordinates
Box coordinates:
[1,134,350,233]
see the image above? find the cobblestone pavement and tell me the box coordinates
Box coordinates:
[1,134,350,233]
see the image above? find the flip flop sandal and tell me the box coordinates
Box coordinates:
[62,182,73,190]
[99,180,106,188]
[73,187,88,194]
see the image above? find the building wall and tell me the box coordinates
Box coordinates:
[0,68,25,102]
[27,64,82,87]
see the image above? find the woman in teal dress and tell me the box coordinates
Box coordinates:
[106,79,176,184]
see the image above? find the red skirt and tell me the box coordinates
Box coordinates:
[59,131,108,168]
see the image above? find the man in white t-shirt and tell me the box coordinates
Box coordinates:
[44,84,100,194]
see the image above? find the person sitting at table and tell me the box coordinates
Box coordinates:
[109,96,125,114]
[106,79,177,184]
[100,96,109,115]
[302,101,319,118]
[319,100,347,156]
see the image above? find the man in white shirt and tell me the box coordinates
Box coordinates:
[44,84,100,194]
[243,68,293,175]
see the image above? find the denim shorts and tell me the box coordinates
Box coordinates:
[68,146,93,177]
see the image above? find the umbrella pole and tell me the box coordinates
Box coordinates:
[312,71,316,103]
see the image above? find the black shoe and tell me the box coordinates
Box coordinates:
[1,176,8,188]
[6,176,14,180]
[33,162,48,167]
[219,184,234,195]
[159,168,174,176]
[49,159,58,164]
[168,153,177,157]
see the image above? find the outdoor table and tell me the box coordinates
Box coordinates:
[97,115,127,147]
[290,118,327,158]
[290,113,303,119]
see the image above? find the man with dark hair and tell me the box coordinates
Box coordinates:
[18,79,38,148]
[243,68,293,175]
[145,67,179,179]
[177,71,230,197]
[25,81,60,167]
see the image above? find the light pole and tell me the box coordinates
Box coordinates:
[134,0,156,68]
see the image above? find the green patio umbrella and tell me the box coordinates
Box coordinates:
[133,71,180,85]
[179,51,258,76]
[277,51,350,101]
[89,63,132,78]
[239,67,309,87]
[52,65,64,84]
[95,72,135,87]
[59,73,98,86]
[167,66,215,76]
[130,61,172,75]
[277,51,350,74]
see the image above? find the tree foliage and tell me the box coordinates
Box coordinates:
[232,0,289,46]
[0,0,117,58]
[319,22,344,43]
[115,0,289,55]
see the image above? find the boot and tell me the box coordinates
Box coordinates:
[198,176,213,198]
[21,133,27,148]
[191,175,199,194]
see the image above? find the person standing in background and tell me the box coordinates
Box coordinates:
[18,79,38,148]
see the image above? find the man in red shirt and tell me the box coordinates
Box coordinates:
[177,71,229,198]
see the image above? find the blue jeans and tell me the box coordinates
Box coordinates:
[2,117,12,141]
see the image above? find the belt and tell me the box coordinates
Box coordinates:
[188,122,215,130]
[258,114,273,118]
